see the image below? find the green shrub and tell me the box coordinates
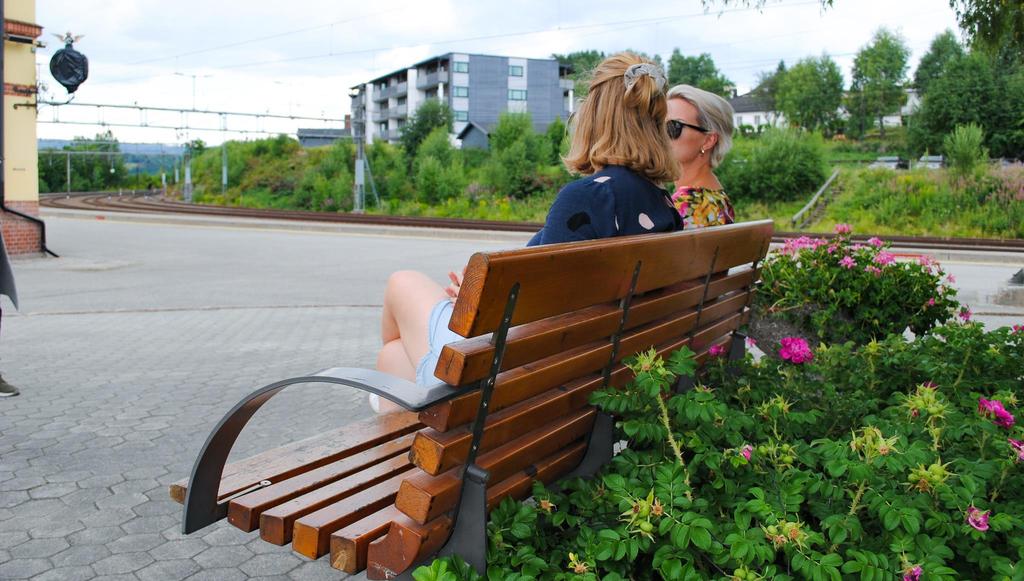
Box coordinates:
[718,129,828,203]
[419,322,1024,580]
[756,226,960,345]
[944,123,988,180]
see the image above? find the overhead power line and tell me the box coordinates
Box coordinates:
[37,100,347,123]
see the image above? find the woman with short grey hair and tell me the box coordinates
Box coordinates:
[665,84,736,228]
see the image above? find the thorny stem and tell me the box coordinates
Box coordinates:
[952,351,970,390]
[829,480,867,553]
[990,466,1009,502]
[655,394,693,501]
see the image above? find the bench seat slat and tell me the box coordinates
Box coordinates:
[366,442,587,579]
[329,506,404,574]
[290,471,413,560]
[438,268,757,386]
[169,411,420,505]
[258,455,413,546]
[451,221,772,337]
[396,408,595,524]
[226,434,415,532]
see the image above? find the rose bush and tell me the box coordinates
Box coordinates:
[753,226,960,346]
[415,321,1024,581]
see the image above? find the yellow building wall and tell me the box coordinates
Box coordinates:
[4,0,40,203]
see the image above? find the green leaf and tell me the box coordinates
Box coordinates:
[691,527,712,550]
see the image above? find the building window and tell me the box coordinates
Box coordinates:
[508,89,528,101]
[453,61,469,73]
[754,114,761,126]
[454,110,468,122]
[508,65,524,77]
[453,86,469,97]
[379,123,387,134]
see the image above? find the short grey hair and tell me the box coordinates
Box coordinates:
[667,84,735,168]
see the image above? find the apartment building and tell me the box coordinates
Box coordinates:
[350,53,575,147]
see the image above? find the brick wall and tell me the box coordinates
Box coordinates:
[1,201,42,255]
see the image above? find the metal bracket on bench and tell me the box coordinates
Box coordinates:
[427,282,519,577]
[180,370,474,535]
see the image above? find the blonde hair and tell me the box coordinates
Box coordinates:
[564,53,677,183]
[667,84,735,168]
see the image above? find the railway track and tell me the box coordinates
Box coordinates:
[42,191,1024,254]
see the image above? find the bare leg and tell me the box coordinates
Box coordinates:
[373,271,448,413]
[372,340,414,413]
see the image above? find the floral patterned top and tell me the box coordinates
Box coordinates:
[670,186,735,229]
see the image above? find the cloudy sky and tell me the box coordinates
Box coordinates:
[34,0,959,145]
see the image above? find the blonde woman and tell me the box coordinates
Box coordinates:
[372,53,679,411]
[665,84,736,228]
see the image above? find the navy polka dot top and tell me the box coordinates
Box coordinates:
[527,165,681,247]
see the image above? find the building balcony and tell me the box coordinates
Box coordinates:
[389,105,408,119]
[371,109,388,123]
[416,70,449,89]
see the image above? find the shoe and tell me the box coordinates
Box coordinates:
[0,375,19,397]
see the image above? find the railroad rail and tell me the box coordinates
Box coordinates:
[42,191,1024,254]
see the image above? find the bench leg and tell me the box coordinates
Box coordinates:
[558,411,614,483]
[727,331,747,377]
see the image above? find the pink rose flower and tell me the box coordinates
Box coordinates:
[839,256,856,269]
[833,223,852,235]
[966,507,990,532]
[745,336,758,348]
[917,255,933,267]
[958,308,972,322]
[946,273,957,284]
[978,397,1016,429]
[926,298,936,307]
[867,236,884,248]
[864,265,882,277]
[1012,324,1023,334]
[740,444,753,461]
[902,565,923,581]
[873,251,896,266]
[1008,438,1024,462]
[709,344,727,358]
[779,337,814,364]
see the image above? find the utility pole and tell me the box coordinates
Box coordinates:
[221,143,227,195]
[351,88,366,214]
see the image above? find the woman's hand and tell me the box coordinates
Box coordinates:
[445,266,466,301]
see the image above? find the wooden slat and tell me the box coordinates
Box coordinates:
[169,411,420,504]
[227,434,415,531]
[396,408,594,524]
[420,292,751,432]
[290,472,411,560]
[450,220,772,337]
[259,455,412,546]
[366,442,586,580]
[329,506,404,574]
[436,267,757,386]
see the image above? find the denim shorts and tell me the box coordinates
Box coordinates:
[415,298,463,386]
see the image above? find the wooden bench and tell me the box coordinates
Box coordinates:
[170,219,773,579]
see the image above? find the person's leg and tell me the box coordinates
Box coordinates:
[371,340,414,413]
[379,270,448,367]
[0,306,15,398]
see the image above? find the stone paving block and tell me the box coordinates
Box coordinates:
[67,525,126,546]
[0,557,52,579]
[201,524,252,546]
[107,533,165,554]
[239,553,303,577]
[148,538,207,561]
[9,537,70,558]
[96,493,149,510]
[120,514,178,534]
[288,560,348,580]
[0,490,30,508]
[0,549,8,564]
[193,544,254,569]
[136,558,201,581]
[92,551,156,575]
[51,543,112,567]
[28,482,80,499]
[33,566,97,581]
[26,516,87,539]
[184,568,250,581]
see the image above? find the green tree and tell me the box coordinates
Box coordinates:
[398,99,452,163]
[544,117,567,165]
[751,60,787,125]
[776,55,844,133]
[551,50,606,98]
[38,130,127,193]
[482,112,547,198]
[913,30,964,94]
[667,50,734,96]
[847,28,911,139]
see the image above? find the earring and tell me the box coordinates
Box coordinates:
[700,147,706,155]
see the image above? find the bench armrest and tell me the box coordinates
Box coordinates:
[181,368,476,534]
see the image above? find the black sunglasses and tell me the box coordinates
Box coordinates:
[666,119,709,140]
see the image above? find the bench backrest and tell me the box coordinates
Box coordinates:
[393,220,773,524]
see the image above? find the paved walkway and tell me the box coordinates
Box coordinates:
[0,213,1020,580]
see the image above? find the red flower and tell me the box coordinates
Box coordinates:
[966,506,990,532]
